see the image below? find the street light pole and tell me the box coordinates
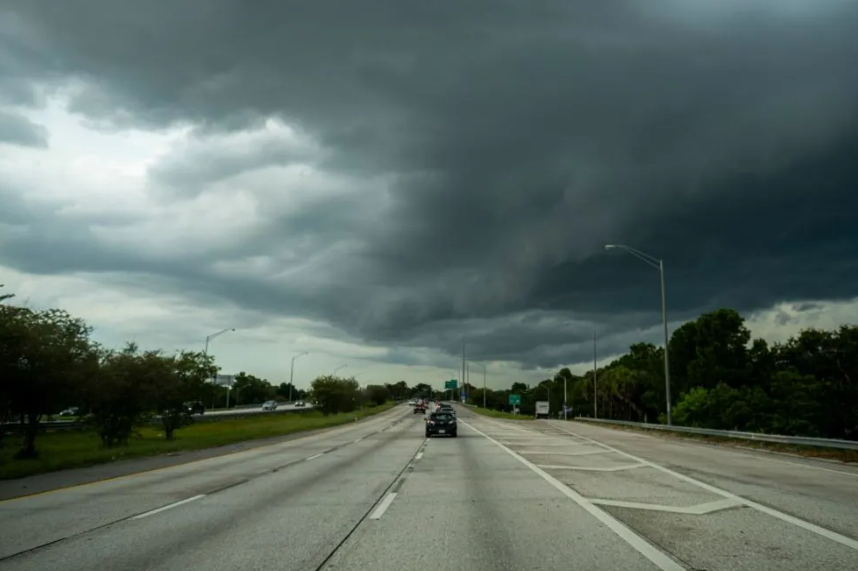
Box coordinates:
[204,328,235,409]
[605,244,672,424]
[289,351,308,403]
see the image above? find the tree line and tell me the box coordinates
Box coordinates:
[0,286,407,461]
[469,308,858,441]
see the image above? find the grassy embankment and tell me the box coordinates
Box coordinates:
[0,402,396,479]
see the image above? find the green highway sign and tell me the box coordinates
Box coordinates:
[509,394,521,405]
[445,379,458,389]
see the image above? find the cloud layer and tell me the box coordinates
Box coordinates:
[1,0,857,373]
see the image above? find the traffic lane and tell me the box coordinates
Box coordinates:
[548,420,858,540]
[0,406,413,560]
[321,420,669,571]
[0,413,425,571]
[470,416,858,570]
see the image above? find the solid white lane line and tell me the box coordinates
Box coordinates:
[369,492,398,520]
[132,495,206,520]
[461,420,685,571]
[306,453,324,461]
[549,423,858,552]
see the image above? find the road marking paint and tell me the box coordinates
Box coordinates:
[549,422,858,552]
[536,463,646,472]
[354,438,363,443]
[305,453,324,461]
[131,495,206,519]
[368,492,397,519]
[462,420,685,571]
[500,441,587,447]
[590,498,745,515]
[415,452,424,461]
[519,449,610,456]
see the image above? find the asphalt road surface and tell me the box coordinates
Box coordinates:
[1,404,856,570]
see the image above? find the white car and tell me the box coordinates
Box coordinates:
[262,400,278,411]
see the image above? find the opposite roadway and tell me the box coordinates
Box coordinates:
[1,403,856,570]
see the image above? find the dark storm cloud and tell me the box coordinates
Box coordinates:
[2,1,858,368]
[0,110,48,147]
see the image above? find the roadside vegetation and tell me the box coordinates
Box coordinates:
[0,403,396,479]
[466,308,857,443]
[0,284,408,477]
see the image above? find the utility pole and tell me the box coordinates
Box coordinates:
[461,340,466,403]
[593,330,598,419]
[482,365,487,409]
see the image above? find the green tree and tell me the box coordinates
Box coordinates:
[232,372,275,405]
[1,306,94,458]
[85,344,161,448]
[365,384,390,406]
[309,375,359,415]
[153,350,217,441]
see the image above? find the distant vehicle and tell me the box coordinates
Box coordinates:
[408,399,417,406]
[294,401,306,407]
[414,399,426,414]
[535,400,550,419]
[262,400,278,411]
[439,403,455,416]
[425,411,457,438]
[184,401,205,415]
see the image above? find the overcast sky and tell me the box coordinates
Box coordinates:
[2,1,857,391]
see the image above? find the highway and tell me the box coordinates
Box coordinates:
[203,403,314,416]
[1,404,856,570]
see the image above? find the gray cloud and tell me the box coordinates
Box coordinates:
[0,110,48,147]
[1,1,858,368]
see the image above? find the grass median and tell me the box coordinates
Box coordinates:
[0,402,397,480]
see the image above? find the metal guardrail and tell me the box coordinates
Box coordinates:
[0,406,318,434]
[576,417,858,451]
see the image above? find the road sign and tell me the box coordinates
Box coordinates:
[509,394,521,405]
[214,374,235,387]
[445,379,458,389]
[460,391,466,401]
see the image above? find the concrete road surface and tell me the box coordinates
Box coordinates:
[1,404,856,570]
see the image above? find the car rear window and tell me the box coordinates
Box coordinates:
[431,413,453,420]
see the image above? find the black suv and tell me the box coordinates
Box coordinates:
[425,411,457,438]
[184,401,205,415]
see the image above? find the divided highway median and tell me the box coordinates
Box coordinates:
[0,402,396,480]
